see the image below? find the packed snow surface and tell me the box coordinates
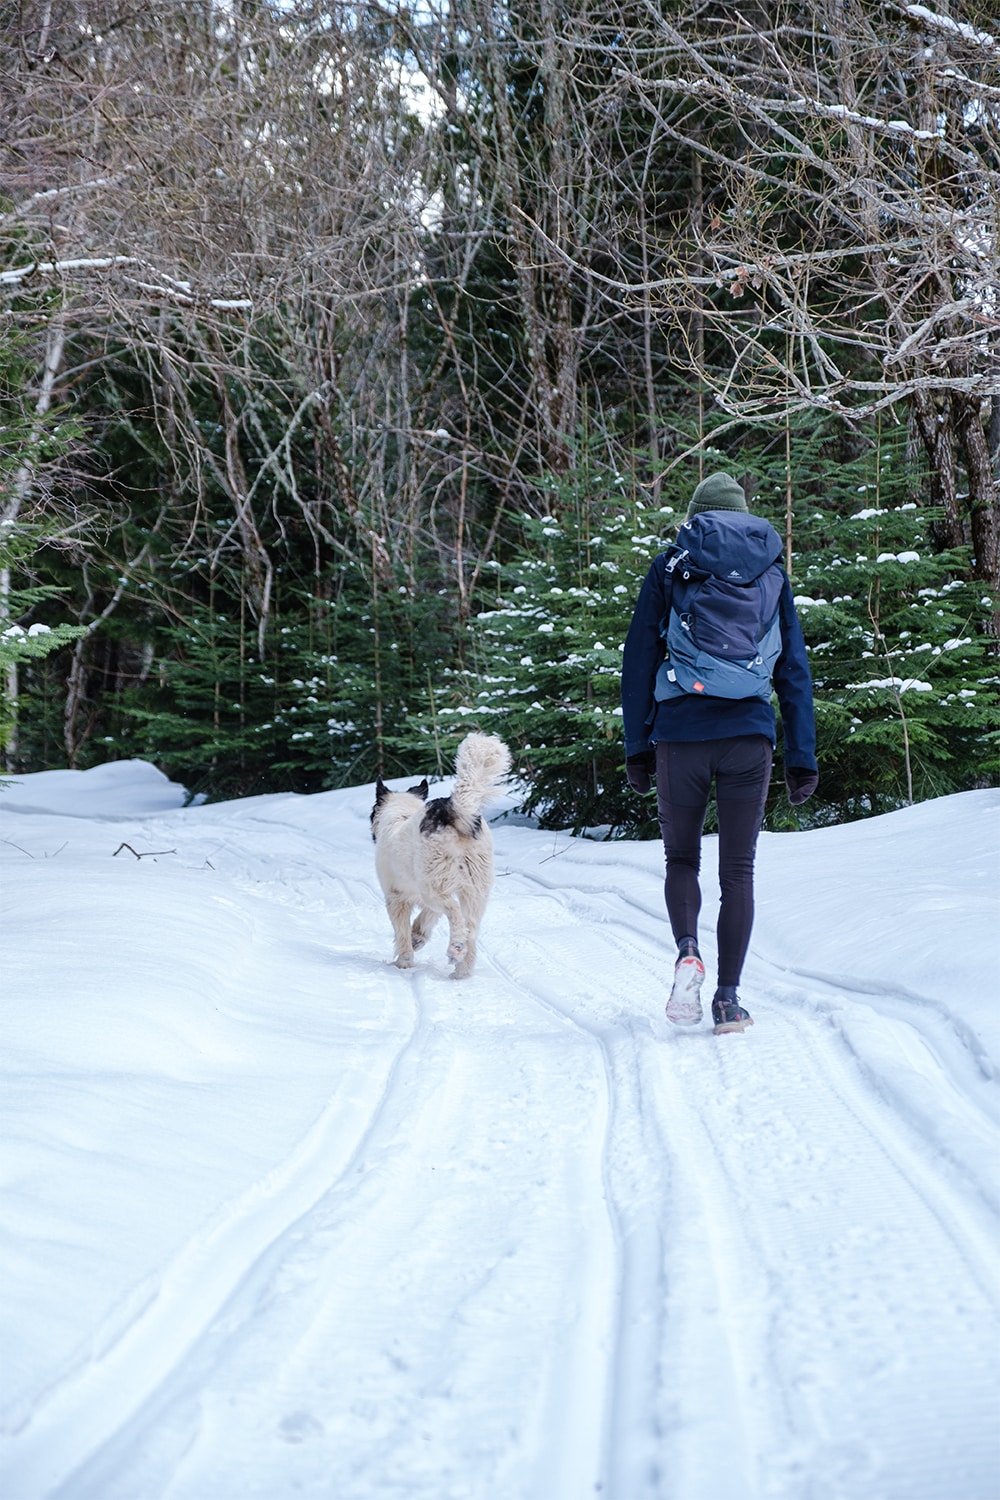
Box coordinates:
[2,761,999,1500]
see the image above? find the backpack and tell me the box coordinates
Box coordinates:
[654,511,786,703]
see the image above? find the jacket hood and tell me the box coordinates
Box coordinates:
[673,509,783,584]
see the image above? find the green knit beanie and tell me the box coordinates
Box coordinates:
[685,472,749,519]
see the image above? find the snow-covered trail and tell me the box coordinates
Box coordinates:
[2,768,999,1500]
[494,842,1000,1500]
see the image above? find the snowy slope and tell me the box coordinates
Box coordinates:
[1,762,999,1500]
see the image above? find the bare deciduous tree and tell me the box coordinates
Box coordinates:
[592,0,999,602]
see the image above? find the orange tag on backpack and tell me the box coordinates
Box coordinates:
[693,680,705,692]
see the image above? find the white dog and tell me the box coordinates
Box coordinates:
[370,732,511,979]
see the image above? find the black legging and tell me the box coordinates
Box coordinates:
[655,736,773,987]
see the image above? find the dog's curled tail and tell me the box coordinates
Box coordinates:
[451,732,512,818]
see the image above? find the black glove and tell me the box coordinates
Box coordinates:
[626,752,655,795]
[785,766,819,806]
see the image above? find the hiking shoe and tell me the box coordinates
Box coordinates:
[712,992,754,1035]
[666,942,705,1026]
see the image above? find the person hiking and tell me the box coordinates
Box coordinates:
[620,471,818,1035]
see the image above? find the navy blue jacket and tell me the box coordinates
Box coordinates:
[621,518,818,770]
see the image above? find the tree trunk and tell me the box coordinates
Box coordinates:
[953,393,1000,634]
[1,309,67,770]
[909,389,964,551]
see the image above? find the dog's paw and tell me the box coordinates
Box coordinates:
[448,938,474,978]
[394,954,414,969]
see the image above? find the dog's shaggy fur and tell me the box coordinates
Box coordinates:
[370,732,511,979]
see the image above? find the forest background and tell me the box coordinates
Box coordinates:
[1,0,998,835]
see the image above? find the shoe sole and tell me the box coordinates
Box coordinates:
[666,957,705,1026]
[713,1014,754,1035]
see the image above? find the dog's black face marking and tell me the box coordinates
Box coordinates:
[420,798,483,837]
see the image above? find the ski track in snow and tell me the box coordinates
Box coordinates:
[2,788,1000,1500]
[489,865,1000,1500]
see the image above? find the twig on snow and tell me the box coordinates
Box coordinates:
[112,842,177,859]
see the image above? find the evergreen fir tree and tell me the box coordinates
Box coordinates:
[416,443,686,833]
[737,419,999,819]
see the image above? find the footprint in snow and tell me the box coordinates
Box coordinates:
[277,1410,324,1443]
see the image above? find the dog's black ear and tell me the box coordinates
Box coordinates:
[408,778,429,800]
[370,778,391,841]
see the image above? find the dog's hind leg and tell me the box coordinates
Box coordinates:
[450,887,487,979]
[442,894,473,978]
[411,908,440,952]
[386,892,416,968]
